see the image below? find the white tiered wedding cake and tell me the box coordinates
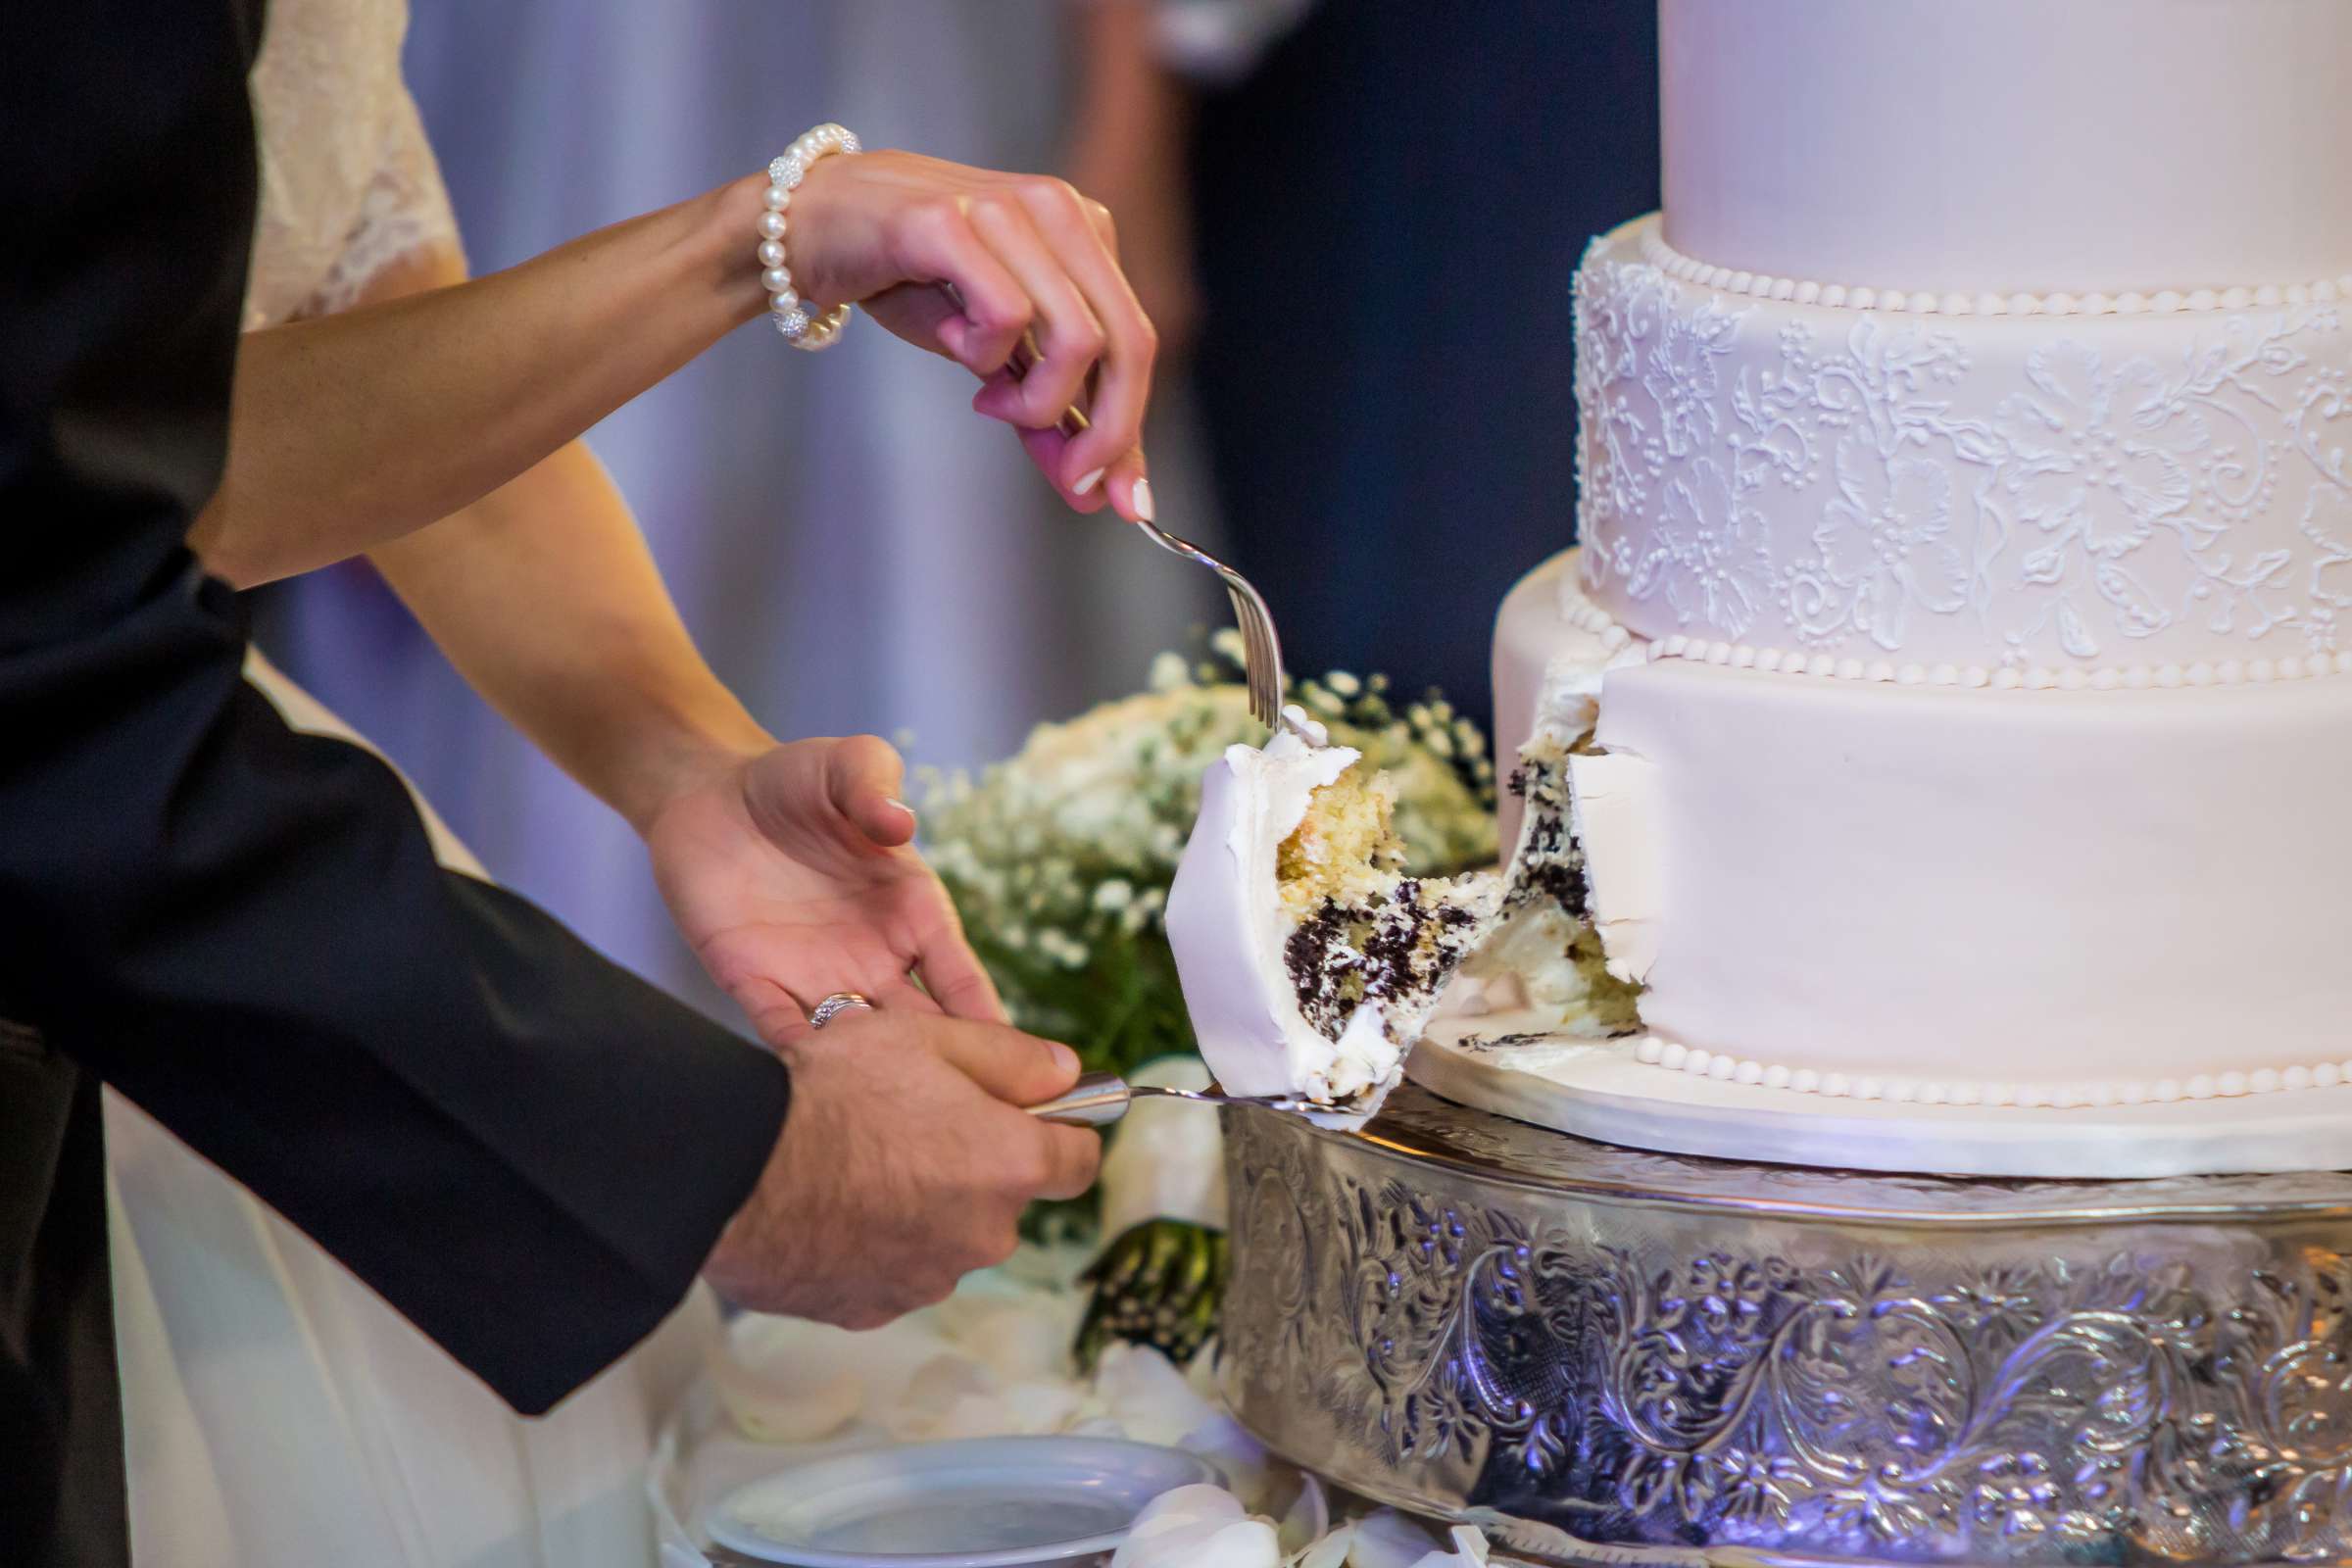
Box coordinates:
[1446,0,2352,1176]
[1171,0,2352,1177]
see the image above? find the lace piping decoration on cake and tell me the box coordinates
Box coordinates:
[1630,1034,2352,1109]
[1640,220,2352,321]
[1573,224,2352,667]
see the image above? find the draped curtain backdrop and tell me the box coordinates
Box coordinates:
[258,0,1220,1024]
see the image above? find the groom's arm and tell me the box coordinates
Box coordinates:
[0,2,787,1416]
[1,568,791,1414]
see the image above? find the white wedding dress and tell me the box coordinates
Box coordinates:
[104,2,714,1563]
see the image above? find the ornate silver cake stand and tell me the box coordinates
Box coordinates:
[1219,1085,2352,1568]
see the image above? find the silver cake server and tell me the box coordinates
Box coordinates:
[1026,1070,1322,1127]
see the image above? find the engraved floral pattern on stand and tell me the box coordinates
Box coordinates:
[1221,1096,2352,1564]
[1573,225,2352,663]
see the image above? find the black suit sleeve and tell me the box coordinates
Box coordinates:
[0,0,789,1416]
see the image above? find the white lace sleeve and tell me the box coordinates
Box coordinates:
[306,85,466,318]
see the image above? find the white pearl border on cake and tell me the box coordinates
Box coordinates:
[1557,584,2352,693]
[1629,1033,2352,1110]
[1637,219,2352,319]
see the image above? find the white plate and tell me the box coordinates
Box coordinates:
[703,1435,1220,1567]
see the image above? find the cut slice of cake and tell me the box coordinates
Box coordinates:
[1168,710,1500,1119]
[1460,729,1643,1036]
[1456,635,1646,1038]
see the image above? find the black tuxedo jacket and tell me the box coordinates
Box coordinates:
[0,6,791,1565]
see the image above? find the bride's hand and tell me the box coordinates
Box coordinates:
[644,734,1002,1046]
[780,150,1158,522]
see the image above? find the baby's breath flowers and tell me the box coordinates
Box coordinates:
[916,637,1497,1088]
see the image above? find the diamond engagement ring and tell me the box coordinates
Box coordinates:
[808,992,875,1030]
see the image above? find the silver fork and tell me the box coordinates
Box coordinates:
[1004,334,1291,731]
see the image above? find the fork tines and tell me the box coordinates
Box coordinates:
[1221,580,1285,729]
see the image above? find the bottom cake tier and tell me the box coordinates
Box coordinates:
[1482,549,2352,1167]
[1220,1086,2352,1567]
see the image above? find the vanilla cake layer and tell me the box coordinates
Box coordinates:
[1661,0,2352,297]
[1492,549,2352,1105]
[1574,216,2352,676]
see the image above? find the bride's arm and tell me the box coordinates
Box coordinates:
[346,246,1004,1030]
[363,398,771,829]
[375,415,1015,1044]
[192,154,1158,589]
[319,233,760,817]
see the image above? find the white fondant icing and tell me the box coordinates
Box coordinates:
[1660,0,2352,297]
[1588,653,2352,1096]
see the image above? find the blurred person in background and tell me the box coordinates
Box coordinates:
[10,0,1185,1561]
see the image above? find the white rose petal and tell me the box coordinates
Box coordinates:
[884,1351,997,1441]
[1278,1470,1331,1554]
[1341,1510,1447,1568]
[1096,1055,1228,1236]
[1115,1517,1272,1568]
[952,1298,1081,1385]
[1095,1343,1223,1446]
[1112,1488,1279,1568]
[709,1316,865,1444]
[1180,1411,1276,1511]
[1293,1523,1355,1568]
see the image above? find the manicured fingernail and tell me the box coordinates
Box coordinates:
[1131,477,1154,521]
[885,797,917,825]
[1073,467,1104,496]
[1048,1041,1080,1077]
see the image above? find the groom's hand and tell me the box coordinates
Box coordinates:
[701,1009,1100,1328]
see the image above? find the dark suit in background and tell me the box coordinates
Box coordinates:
[0,6,790,1564]
[1192,0,1662,733]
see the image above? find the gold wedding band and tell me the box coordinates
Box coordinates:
[808,992,875,1030]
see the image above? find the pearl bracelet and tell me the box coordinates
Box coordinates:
[760,122,860,350]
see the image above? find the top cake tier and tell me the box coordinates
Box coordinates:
[1661,0,2352,297]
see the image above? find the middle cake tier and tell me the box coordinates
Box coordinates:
[1572,215,2352,676]
[1491,549,2352,1109]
